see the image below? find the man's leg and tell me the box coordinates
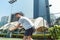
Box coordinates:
[27,27,35,40]
[23,36,33,40]
[23,36,27,40]
[27,36,33,40]
[24,27,35,40]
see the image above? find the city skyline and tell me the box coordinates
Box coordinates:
[0,0,60,21]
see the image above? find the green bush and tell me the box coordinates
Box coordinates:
[48,25,60,40]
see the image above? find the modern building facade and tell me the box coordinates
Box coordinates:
[34,0,51,25]
[10,14,19,22]
[0,16,9,27]
[1,16,9,25]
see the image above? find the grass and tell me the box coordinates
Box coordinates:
[0,38,22,40]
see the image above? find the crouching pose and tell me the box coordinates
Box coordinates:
[10,12,35,40]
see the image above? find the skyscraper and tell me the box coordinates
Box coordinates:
[10,14,19,22]
[1,16,9,25]
[34,0,51,25]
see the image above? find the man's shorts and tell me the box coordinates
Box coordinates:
[24,27,35,36]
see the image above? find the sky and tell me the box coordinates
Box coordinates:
[0,0,33,21]
[0,0,60,20]
[49,0,60,13]
[49,0,60,18]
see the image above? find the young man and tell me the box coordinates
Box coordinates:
[15,12,35,40]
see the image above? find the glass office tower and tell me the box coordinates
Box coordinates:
[34,0,51,25]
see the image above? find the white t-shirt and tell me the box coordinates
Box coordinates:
[18,16,34,30]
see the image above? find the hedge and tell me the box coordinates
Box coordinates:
[0,33,51,39]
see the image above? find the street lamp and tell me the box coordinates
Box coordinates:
[46,4,52,7]
[7,0,17,38]
[8,0,17,22]
[8,0,17,4]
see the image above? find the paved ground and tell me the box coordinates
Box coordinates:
[0,38,22,40]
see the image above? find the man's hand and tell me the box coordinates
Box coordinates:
[9,23,21,31]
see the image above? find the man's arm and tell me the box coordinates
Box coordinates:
[9,23,21,31]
